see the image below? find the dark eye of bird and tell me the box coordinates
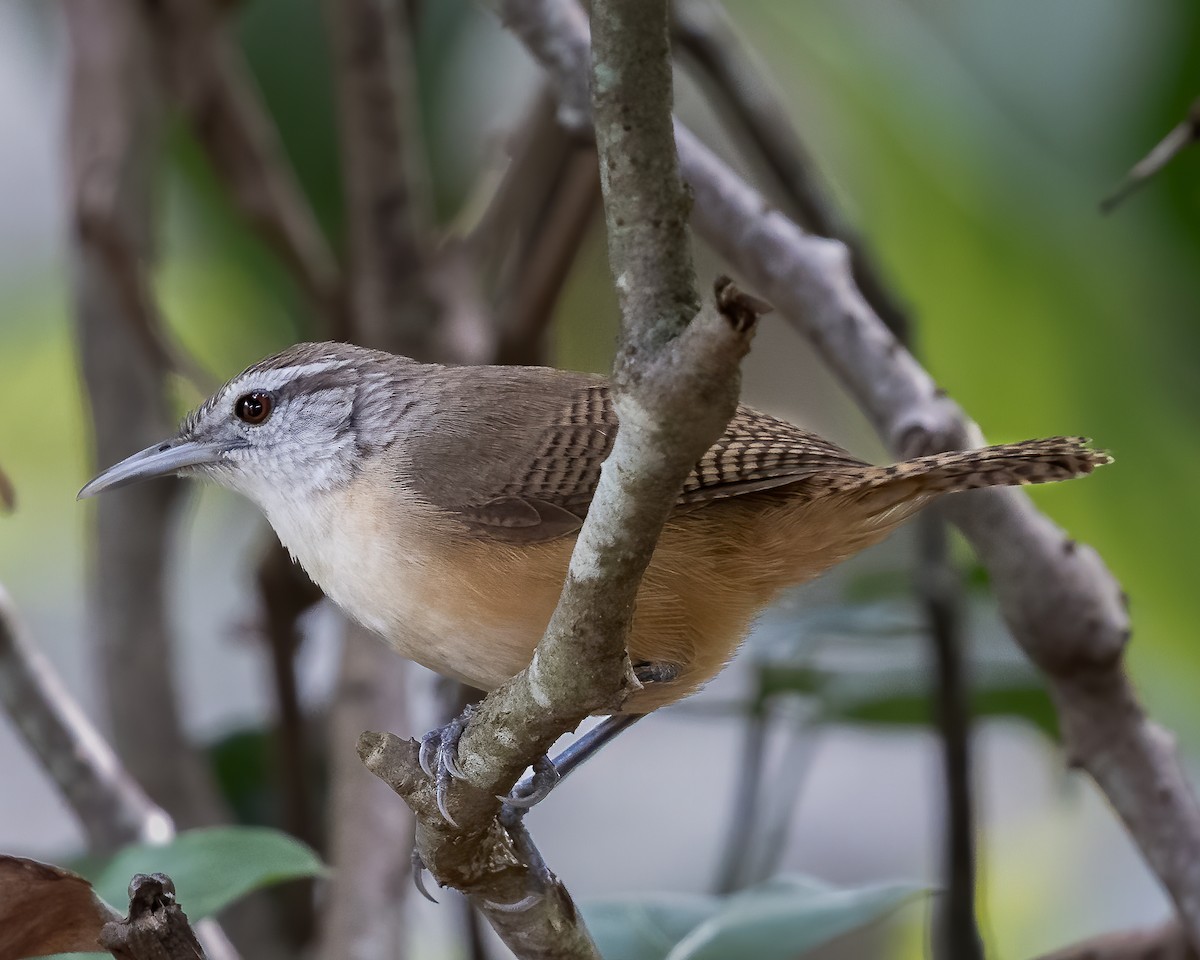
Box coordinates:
[234,392,273,425]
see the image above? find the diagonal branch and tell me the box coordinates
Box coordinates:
[0,584,239,960]
[1101,96,1200,214]
[150,0,348,335]
[320,0,443,955]
[493,0,1200,948]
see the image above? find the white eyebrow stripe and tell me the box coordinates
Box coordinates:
[238,360,352,393]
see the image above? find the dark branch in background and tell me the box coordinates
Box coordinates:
[0,584,239,960]
[493,0,1200,949]
[462,85,601,364]
[325,0,439,358]
[917,511,983,960]
[320,0,443,955]
[1101,96,1200,214]
[361,1,763,953]
[65,0,229,836]
[711,697,768,895]
[254,543,323,948]
[671,0,908,341]
[1036,921,1197,960]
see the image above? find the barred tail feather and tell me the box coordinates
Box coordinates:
[853,436,1111,510]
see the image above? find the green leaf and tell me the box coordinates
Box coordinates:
[90,826,325,921]
[667,877,923,960]
[582,893,720,960]
[582,875,924,960]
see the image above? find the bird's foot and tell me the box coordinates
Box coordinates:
[478,806,556,913]
[418,703,477,827]
[411,848,439,904]
[498,754,560,811]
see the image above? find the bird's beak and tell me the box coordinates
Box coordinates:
[77,438,226,500]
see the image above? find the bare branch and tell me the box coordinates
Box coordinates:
[1035,921,1196,960]
[320,629,413,960]
[493,0,1200,947]
[0,584,170,851]
[461,85,601,365]
[1101,97,1200,214]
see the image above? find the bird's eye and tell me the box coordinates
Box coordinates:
[234,392,273,425]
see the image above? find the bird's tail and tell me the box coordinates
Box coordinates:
[851,436,1111,512]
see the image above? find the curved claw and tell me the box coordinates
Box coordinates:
[436,775,459,828]
[501,754,561,809]
[418,731,438,779]
[481,891,542,914]
[440,730,466,781]
[411,849,438,904]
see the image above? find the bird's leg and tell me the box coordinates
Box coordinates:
[412,662,674,903]
[419,662,675,826]
[501,660,677,811]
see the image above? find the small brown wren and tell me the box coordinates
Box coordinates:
[79,342,1109,803]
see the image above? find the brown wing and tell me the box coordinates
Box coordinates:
[411,371,870,543]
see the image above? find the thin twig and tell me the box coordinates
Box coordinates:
[493,0,1200,948]
[918,510,983,960]
[1101,97,1200,214]
[255,543,323,947]
[711,698,768,895]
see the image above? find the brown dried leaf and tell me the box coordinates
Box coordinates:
[0,854,119,959]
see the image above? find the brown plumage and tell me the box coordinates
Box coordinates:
[307,353,1109,712]
[79,342,1111,715]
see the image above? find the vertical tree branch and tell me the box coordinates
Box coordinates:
[918,511,983,960]
[325,0,438,356]
[65,0,227,834]
[362,2,761,956]
[320,0,442,955]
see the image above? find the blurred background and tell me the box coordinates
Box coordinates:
[1,0,1199,957]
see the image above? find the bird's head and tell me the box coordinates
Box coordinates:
[78,342,417,507]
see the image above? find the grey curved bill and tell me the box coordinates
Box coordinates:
[77,439,223,500]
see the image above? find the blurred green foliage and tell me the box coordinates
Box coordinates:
[583,874,923,960]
